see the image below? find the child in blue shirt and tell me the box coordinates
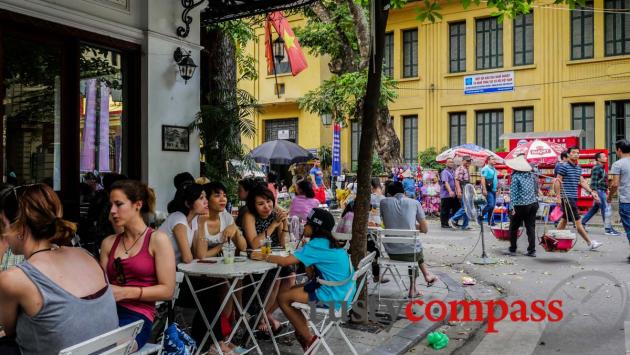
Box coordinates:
[250,208,355,352]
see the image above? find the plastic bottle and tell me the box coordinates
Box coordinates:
[604,204,612,230]
[427,331,449,350]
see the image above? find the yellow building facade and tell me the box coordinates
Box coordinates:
[241,0,630,171]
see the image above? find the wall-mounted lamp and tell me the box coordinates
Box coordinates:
[273,37,285,62]
[321,113,333,127]
[174,47,197,84]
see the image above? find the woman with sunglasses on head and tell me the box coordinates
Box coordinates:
[0,184,118,355]
[240,185,293,335]
[99,180,175,350]
[159,183,208,264]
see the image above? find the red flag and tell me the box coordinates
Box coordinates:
[264,19,275,75]
[268,12,308,76]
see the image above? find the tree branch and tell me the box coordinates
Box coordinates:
[311,2,333,23]
[346,0,370,69]
[310,1,359,74]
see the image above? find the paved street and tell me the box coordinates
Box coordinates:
[412,219,630,355]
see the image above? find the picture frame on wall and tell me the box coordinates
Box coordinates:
[162,125,189,152]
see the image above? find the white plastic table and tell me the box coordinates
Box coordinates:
[178,257,283,355]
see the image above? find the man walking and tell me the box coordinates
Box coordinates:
[440,158,458,228]
[608,139,630,262]
[506,155,539,257]
[582,152,621,235]
[481,156,498,226]
[448,156,472,230]
[555,146,602,250]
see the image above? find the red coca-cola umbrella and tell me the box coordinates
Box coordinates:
[504,139,565,165]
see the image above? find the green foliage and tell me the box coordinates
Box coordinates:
[294,2,360,62]
[318,145,333,170]
[192,89,258,183]
[372,154,386,175]
[298,70,398,123]
[207,19,259,82]
[495,146,507,153]
[417,146,449,170]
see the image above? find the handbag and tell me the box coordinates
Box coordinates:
[549,205,563,222]
[163,323,197,355]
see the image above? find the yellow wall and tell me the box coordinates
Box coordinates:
[240,16,332,153]
[241,1,630,171]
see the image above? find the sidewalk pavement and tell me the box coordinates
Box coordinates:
[406,219,630,355]
[256,259,469,354]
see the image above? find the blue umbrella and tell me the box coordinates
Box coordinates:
[249,140,314,165]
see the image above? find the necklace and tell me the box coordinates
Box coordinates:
[28,244,59,259]
[122,226,149,255]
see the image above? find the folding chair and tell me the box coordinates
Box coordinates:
[292,251,376,355]
[136,271,186,355]
[371,229,423,305]
[332,230,352,251]
[59,320,143,355]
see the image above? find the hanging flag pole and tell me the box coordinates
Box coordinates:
[265,16,281,98]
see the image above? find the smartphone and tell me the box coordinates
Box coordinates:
[198,259,217,264]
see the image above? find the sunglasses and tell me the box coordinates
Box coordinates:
[113,257,126,285]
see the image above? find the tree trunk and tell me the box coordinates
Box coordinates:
[201,28,237,179]
[350,0,389,269]
[375,106,403,170]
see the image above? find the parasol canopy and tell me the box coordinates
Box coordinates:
[436,144,504,166]
[504,139,565,165]
[249,139,314,165]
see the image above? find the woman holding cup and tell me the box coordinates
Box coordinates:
[191,182,247,355]
[193,182,246,259]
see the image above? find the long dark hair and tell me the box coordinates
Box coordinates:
[297,179,315,198]
[168,183,204,215]
[310,229,339,249]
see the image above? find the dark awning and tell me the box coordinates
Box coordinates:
[202,0,318,24]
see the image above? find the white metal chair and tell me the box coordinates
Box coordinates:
[135,271,186,355]
[59,319,143,355]
[332,228,352,251]
[291,251,377,355]
[372,229,423,303]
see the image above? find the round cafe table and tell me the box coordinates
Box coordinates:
[178,255,285,355]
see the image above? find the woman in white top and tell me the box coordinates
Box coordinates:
[194,182,246,258]
[158,183,208,264]
[192,182,247,354]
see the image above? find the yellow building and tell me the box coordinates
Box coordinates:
[241,0,630,171]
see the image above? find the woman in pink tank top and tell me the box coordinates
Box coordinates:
[99,180,175,349]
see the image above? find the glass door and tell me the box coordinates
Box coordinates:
[2,34,62,190]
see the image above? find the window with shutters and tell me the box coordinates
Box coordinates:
[570,1,594,59]
[449,112,467,146]
[513,107,534,133]
[402,29,418,78]
[605,0,630,56]
[476,110,504,151]
[449,22,466,73]
[476,18,503,70]
[384,32,394,77]
[572,104,595,149]
[403,115,418,163]
[513,13,534,65]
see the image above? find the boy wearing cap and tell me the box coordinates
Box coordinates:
[250,208,355,351]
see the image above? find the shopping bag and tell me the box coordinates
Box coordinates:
[163,323,196,355]
[549,205,563,222]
